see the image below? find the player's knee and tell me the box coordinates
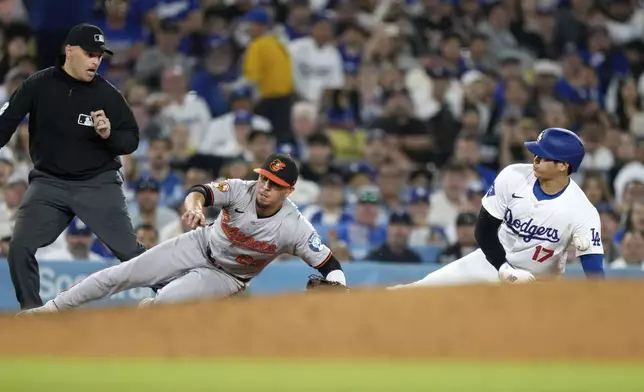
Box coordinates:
[7,236,38,259]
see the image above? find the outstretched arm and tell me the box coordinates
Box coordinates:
[293,219,348,287]
[314,254,346,285]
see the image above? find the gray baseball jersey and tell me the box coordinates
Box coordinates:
[47,179,332,310]
[204,179,332,279]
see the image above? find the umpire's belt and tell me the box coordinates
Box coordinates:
[206,246,251,283]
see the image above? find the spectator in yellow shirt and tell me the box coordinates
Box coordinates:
[241,8,294,143]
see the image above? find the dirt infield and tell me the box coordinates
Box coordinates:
[0,280,643,360]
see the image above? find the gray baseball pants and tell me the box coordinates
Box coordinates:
[51,227,245,309]
[8,169,146,310]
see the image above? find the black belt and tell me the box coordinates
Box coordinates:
[206,246,251,283]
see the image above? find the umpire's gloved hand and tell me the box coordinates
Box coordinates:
[499,262,536,284]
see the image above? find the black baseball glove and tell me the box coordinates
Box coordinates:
[306,274,350,292]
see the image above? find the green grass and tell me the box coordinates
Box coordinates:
[0,358,643,391]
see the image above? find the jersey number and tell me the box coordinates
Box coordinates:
[531,245,554,263]
[236,255,266,267]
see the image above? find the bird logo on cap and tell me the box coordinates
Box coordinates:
[537,130,544,141]
[270,159,286,172]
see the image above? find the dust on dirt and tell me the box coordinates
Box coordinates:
[0,280,642,360]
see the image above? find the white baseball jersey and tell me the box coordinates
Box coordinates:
[481,164,603,276]
[202,179,332,280]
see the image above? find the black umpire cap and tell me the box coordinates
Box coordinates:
[64,23,114,56]
[254,153,299,188]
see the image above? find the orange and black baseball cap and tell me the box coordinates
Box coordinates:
[254,153,299,187]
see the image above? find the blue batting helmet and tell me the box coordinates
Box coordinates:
[524,128,585,173]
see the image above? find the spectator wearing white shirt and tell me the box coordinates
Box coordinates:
[210,111,255,160]
[152,65,212,150]
[0,67,29,106]
[35,218,105,262]
[289,14,344,109]
[604,0,644,46]
[406,187,446,247]
[199,86,272,155]
[0,176,26,238]
[428,163,471,243]
[613,139,644,205]
[278,101,319,161]
[0,148,16,200]
[577,123,614,174]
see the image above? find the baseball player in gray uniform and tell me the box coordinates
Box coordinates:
[19,153,347,314]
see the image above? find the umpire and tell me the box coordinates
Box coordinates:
[0,23,145,310]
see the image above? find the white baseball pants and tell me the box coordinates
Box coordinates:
[388,249,501,289]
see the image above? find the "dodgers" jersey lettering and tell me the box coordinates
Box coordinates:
[503,209,561,243]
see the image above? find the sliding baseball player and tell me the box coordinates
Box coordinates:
[390,128,604,288]
[20,153,347,314]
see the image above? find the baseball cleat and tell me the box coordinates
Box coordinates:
[138,297,155,308]
[16,300,60,316]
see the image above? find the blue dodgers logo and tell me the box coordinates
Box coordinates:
[504,209,560,243]
[308,233,323,252]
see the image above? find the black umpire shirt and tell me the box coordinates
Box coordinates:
[0,62,139,180]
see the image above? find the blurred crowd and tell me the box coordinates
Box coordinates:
[0,0,644,270]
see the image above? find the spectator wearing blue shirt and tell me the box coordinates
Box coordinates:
[336,186,387,260]
[276,1,311,42]
[492,52,524,107]
[458,33,492,76]
[190,36,239,117]
[554,47,603,107]
[579,25,629,96]
[301,173,353,229]
[24,0,95,69]
[440,32,463,77]
[141,0,202,54]
[94,0,146,87]
[337,22,366,74]
[132,137,184,208]
[597,204,620,264]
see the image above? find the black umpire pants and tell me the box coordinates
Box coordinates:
[8,169,145,309]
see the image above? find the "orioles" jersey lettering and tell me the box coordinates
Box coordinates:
[221,210,277,254]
